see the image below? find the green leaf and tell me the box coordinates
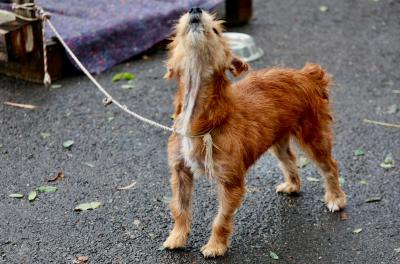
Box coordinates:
[306,177,320,182]
[380,156,394,169]
[297,156,309,168]
[112,73,124,82]
[28,191,37,202]
[160,196,172,204]
[365,196,381,203]
[40,132,51,139]
[339,177,345,185]
[112,72,135,82]
[157,245,165,251]
[36,186,58,193]
[82,162,95,168]
[359,180,368,185]
[354,149,364,156]
[269,251,279,260]
[319,5,328,12]
[74,201,101,211]
[353,228,362,234]
[9,193,24,198]
[121,83,135,90]
[63,140,74,149]
[50,84,62,89]
[387,104,398,114]
[122,72,135,80]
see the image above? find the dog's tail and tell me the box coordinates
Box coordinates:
[301,63,331,100]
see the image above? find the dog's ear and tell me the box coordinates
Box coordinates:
[229,57,249,77]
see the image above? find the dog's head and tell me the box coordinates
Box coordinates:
[164,8,248,79]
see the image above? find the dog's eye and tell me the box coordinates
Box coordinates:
[212,27,220,36]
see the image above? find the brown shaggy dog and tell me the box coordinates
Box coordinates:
[163,7,346,258]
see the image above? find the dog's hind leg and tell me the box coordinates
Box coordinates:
[201,179,245,258]
[163,137,194,249]
[299,130,346,212]
[270,136,301,194]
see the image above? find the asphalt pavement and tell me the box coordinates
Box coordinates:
[1,0,399,263]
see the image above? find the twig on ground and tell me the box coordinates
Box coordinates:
[4,101,38,109]
[363,119,400,128]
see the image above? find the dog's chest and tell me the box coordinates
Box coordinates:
[180,137,203,176]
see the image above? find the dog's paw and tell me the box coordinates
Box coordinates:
[275,182,300,194]
[324,191,346,212]
[201,241,227,258]
[163,230,188,249]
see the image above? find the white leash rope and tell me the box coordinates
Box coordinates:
[12,2,174,133]
[45,19,174,133]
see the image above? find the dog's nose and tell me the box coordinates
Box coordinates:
[189,7,202,14]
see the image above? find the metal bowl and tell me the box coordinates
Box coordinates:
[223,32,264,62]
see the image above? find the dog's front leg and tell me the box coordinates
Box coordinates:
[201,179,245,258]
[164,136,194,249]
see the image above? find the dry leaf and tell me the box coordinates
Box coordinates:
[74,256,88,264]
[339,211,348,221]
[4,101,38,109]
[48,171,64,182]
[117,181,137,190]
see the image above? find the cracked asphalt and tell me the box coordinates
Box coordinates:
[1,0,399,263]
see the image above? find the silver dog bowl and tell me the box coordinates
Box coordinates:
[223,32,264,62]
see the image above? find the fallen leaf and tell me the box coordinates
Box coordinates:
[354,149,364,156]
[112,72,135,82]
[319,5,328,12]
[4,101,38,109]
[65,112,72,117]
[63,140,74,149]
[107,116,115,122]
[74,201,101,211]
[28,191,37,202]
[365,196,382,203]
[157,245,165,251]
[386,104,398,114]
[121,83,135,90]
[50,84,62,89]
[142,55,150,60]
[339,211,348,221]
[9,193,24,198]
[36,186,58,193]
[269,251,279,260]
[359,180,368,185]
[40,132,51,139]
[73,256,88,264]
[117,181,137,190]
[353,228,362,234]
[380,156,394,169]
[339,177,345,185]
[48,171,64,182]
[133,219,141,226]
[395,248,400,253]
[306,176,320,182]
[297,156,309,168]
[160,196,172,204]
[170,113,176,120]
[82,162,95,168]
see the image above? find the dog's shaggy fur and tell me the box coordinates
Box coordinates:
[163,9,346,258]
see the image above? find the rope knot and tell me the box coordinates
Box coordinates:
[102,97,113,106]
